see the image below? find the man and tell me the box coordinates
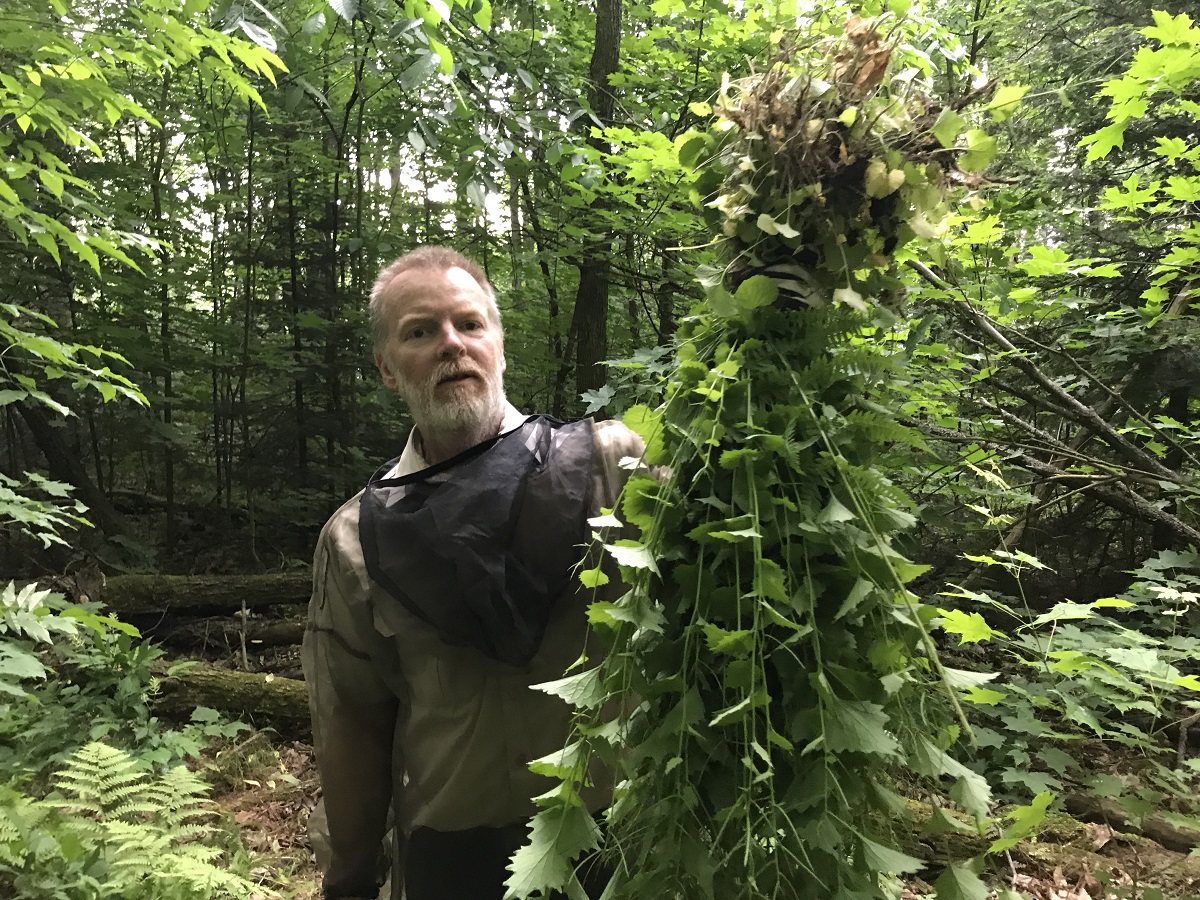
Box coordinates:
[302,246,642,900]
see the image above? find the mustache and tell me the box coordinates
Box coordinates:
[434,363,482,384]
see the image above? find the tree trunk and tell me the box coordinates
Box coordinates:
[15,400,126,537]
[570,0,623,405]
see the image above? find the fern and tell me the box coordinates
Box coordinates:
[0,742,269,899]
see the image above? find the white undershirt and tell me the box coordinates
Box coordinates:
[387,401,528,479]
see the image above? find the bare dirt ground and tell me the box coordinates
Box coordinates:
[203,731,1200,900]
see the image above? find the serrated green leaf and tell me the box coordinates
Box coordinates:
[327,0,358,21]
[987,84,1029,122]
[960,130,997,172]
[703,624,754,656]
[932,108,966,148]
[938,609,996,644]
[817,496,856,524]
[0,645,46,681]
[933,863,989,900]
[756,213,799,238]
[504,805,600,897]
[532,667,604,710]
[925,805,976,836]
[605,540,658,573]
[578,566,609,589]
[860,835,923,874]
[989,790,1053,853]
[825,701,900,756]
[622,404,665,465]
[943,668,999,689]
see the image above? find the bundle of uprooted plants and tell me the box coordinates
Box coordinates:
[506,11,997,900]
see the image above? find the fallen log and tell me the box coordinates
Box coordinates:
[153,659,310,738]
[101,572,310,617]
[153,615,307,650]
[1064,793,1200,854]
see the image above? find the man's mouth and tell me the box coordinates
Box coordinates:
[438,371,478,386]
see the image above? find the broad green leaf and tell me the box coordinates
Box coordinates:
[833,286,866,310]
[703,624,755,656]
[817,496,856,523]
[528,739,584,779]
[756,213,799,238]
[535,672,609,710]
[622,404,664,464]
[0,645,46,681]
[428,36,454,75]
[943,668,998,689]
[932,108,966,148]
[986,84,1029,122]
[825,701,900,756]
[504,805,601,897]
[327,0,358,21]
[937,609,996,644]
[604,541,658,573]
[578,566,609,589]
[238,20,276,52]
[989,790,1053,853]
[735,274,777,311]
[587,512,622,529]
[925,806,975,836]
[860,835,923,874]
[1081,122,1126,162]
[1142,9,1199,45]
[932,863,988,900]
[960,130,997,172]
[754,559,788,604]
[473,0,492,30]
[865,158,905,197]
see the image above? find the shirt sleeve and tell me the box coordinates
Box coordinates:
[303,511,401,899]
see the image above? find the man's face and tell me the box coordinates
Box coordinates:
[373,266,507,435]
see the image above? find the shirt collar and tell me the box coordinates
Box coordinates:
[390,401,527,478]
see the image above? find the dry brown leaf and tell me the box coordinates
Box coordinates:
[1084,822,1114,851]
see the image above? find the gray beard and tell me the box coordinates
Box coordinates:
[398,362,507,444]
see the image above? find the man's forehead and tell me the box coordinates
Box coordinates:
[384,266,488,315]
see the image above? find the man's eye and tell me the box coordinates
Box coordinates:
[408,327,427,339]
[461,321,482,331]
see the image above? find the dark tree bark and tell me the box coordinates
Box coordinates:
[570,0,623,404]
[15,400,126,537]
[287,164,309,482]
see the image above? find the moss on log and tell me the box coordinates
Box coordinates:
[102,572,310,616]
[153,659,310,738]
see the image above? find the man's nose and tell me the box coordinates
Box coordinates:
[437,323,465,356]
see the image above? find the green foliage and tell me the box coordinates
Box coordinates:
[0,582,81,698]
[0,0,283,272]
[0,742,267,899]
[941,549,1200,819]
[0,578,259,897]
[509,9,996,899]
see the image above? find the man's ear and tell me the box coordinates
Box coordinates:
[500,352,507,374]
[375,352,398,391]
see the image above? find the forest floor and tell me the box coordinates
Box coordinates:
[202,732,323,899]
[198,726,1200,900]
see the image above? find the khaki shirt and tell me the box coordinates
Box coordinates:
[302,411,644,897]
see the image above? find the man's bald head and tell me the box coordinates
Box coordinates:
[369,247,501,351]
